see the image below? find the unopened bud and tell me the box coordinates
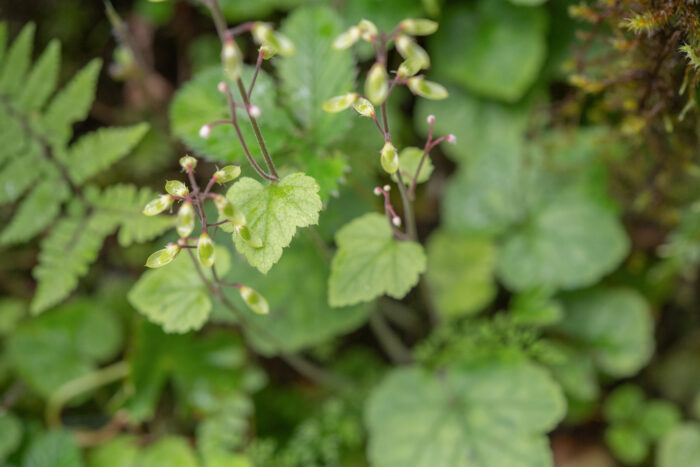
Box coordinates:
[366,63,389,105]
[373,187,382,196]
[199,124,211,139]
[407,77,448,100]
[239,285,269,314]
[248,105,261,118]
[197,232,216,268]
[221,38,243,82]
[399,18,438,36]
[333,26,361,50]
[179,155,197,171]
[380,142,399,174]
[214,194,236,220]
[145,243,180,268]
[217,81,228,93]
[383,185,391,191]
[214,165,241,184]
[395,35,430,68]
[165,180,188,197]
[143,194,173,216]
[447,134,457,144]
[427,115,435,124]
[259,45,277,60]
[352,97,375,117]
[397,58,422,78]
[252,23,295,56]
[392,216,402,227]
[235,224,263,248]
[358,19,378,41]
[177,202,195,238]
[322,93,358,113]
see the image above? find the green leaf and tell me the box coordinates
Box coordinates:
[329,213,426,307]
[16,39,60,111]
[276,6,355,147]
[224,234,369,355]
[0,23,35,95]
[430,1,548,102]
[0,112,30,165]
[0,412,22,462]
[546,344,599,402]
[0,298,26,336]
[604,425,649,465]
[497,192,629,291]
[302,150,349,202]
[509,288,563,326]
[365,360,566,467]
[0,178,69,245]
[31,212,116,314]
[425,230,496,317]
[603,384,647,423]
[67,123,149,184]
[23,430,83,467]
[639,400,682,439]
[41,58,102,147]
[0,142,43,204]
[657,423,700,467]
[7,299,122,397]
[558,288,654,377]
[86,436,140,467]
[139,436,198,467]
[170,65,293,162]
[395,146,433,185]
[227,173,322,274]
[128,247,230,333]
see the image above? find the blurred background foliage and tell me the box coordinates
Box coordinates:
[1,0,700,466]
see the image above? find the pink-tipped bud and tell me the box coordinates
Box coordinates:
[199,125,211,139]
[447,134,457,144]
[383,185,391,192]
[392,216,402,227]
[218,81,228,93]
[373,187,382,196]
[248,105,261,118]
[427,114,435,124]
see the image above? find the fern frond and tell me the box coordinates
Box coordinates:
[680,44,700,71]
[16,39,60,111]
[620,11,671,34]
[0,23,35,95]
[86,184,175,247]
[0,143,42,204]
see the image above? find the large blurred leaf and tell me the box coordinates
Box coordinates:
[170,66,293,162]
[430,1,548,102]
[425,230,497,317]
[339,0,424,31]
[365,360,566,467]
[7,299,122,398]
[86,436,140,467]
[23,431,83,467]
[227,173,322,274]
[128,248,230,333]
[223,234,369,355]
[139,436,198,467]
[557,288,654,377]
[329,213,426,307]
[276,5,355,147]
[657,423,700,467]
[0,412,22,462]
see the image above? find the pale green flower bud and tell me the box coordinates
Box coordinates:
[143,194,173,216]
[165,180,188,197]
[259,45,277,59]
[358,19,378,41]
[399,18,438,36]
[213,194,237,221]
[397,58,422,78]
[395,35,430,68]
[322,93,358,113]
[179,155,197,171]
[252,22,295,56]
[333,26,361,50]
[145,243,179,268]
[353,97,375,117]
[214,165,241,183]
[380,142,399,174]
[235,224,263,248]
[239,285,269,315]
[176,201,195,238]
[365,63,389,105]
[407,77,448,100]
[221,38,243,82]
[197,232,215,268]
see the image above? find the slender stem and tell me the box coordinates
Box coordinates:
[203,0,227,41]
[248,49,265,100]
[395,171,416,239]
[235,78,279,180]
[46,361,129,428]
[369,309,413,364]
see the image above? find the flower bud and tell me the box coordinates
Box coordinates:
[199,124,211,139]
[380,142,399,174]
[399,18,438,36]
[397,58,422,78]
[407,77,448,100]
[143,194,173,216]
[177,202,195,238]
[165,180,188,197]
[248,105,261,118]
[333,26,361,50]
[197,232,215,268]
[145,243,180,268]
[252,23,295,56]
[235,225,263,248]
[221,38,243,82]
[217,81,228,93]
[259,45,277,60]
[395,35,430,68]
[358,19,378,41]
[447,134,457,144]
[214,165,241,184]
[179,155,197,171]
[322,93,358,113]
[365,63,389,105]
[213,194,236,221]
[352,97,375,117]
[239,285,269,315]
